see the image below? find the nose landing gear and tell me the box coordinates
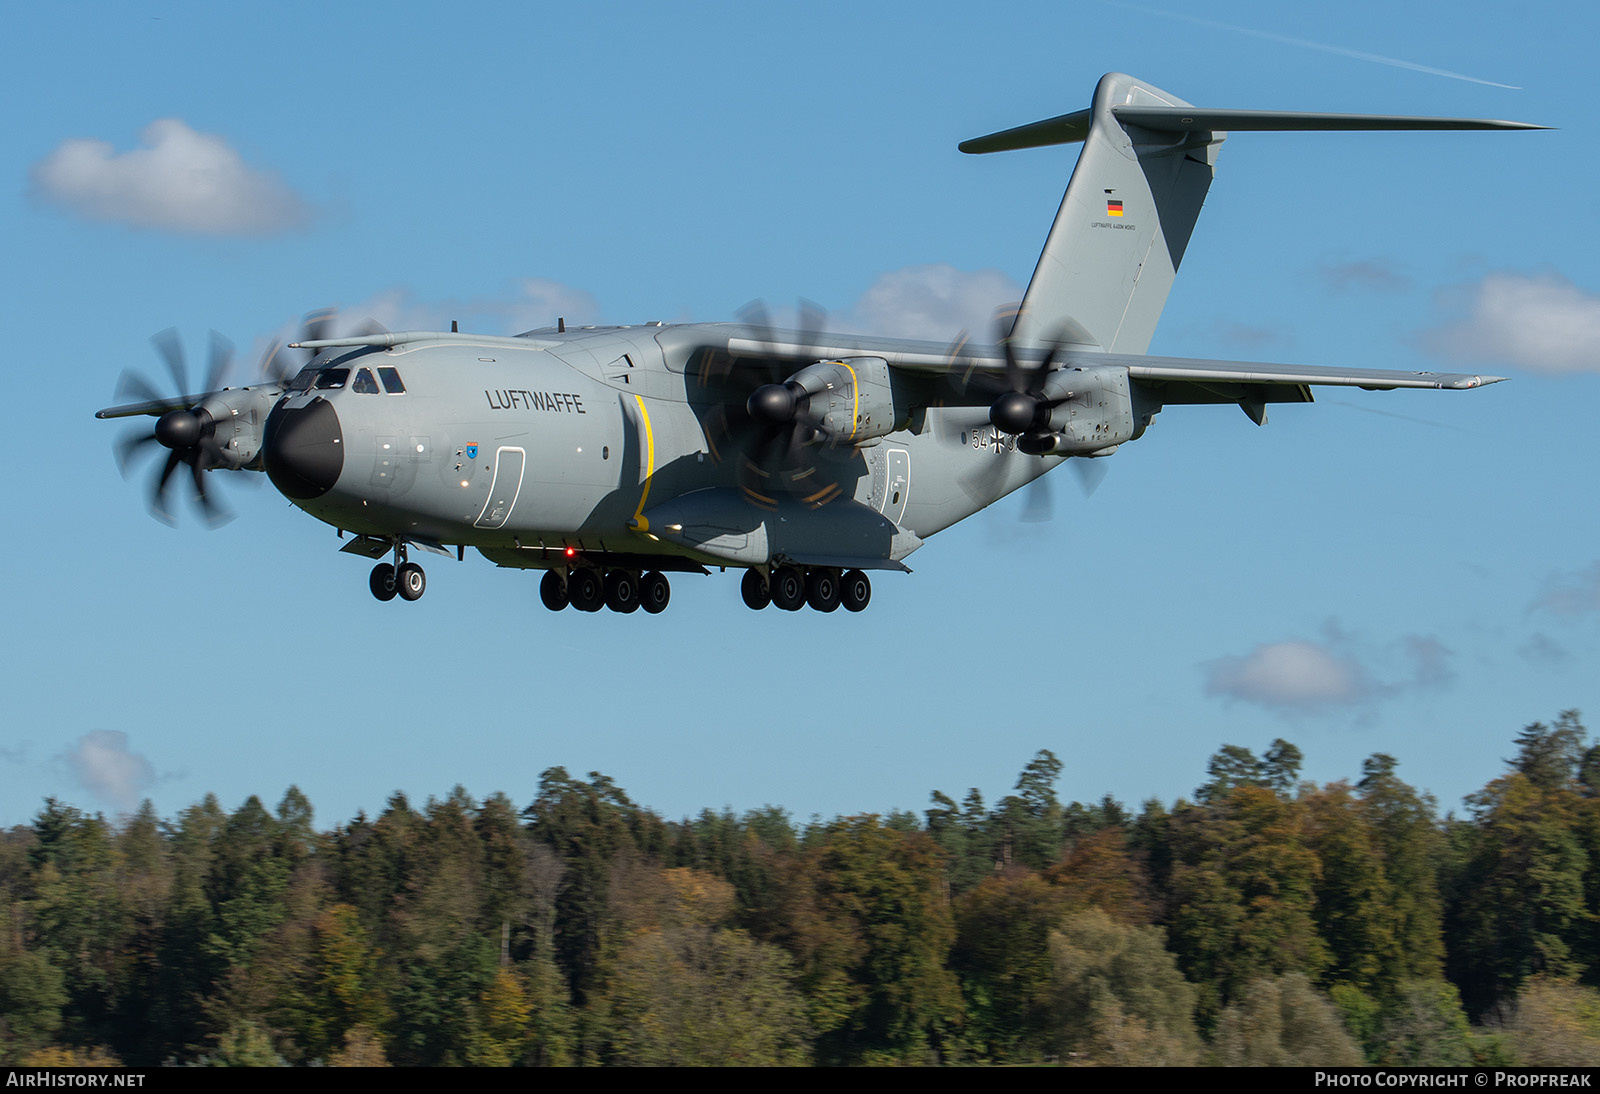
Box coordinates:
[369,542,428,603]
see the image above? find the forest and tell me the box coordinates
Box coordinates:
[3,712,1599,1066]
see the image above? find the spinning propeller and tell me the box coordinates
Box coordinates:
[109,308,382,526]
[112,329,244,526]
[945,304,1109,515]
[696,300,853,509]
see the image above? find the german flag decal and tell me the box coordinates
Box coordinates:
[1106,199,1124,217]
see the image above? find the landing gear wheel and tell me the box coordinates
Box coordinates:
[771,565,805,612]
[369,562,397,602]
[841,569,871,613]
[741,568,771,610]
[569,569,604,612]
[640,571,671,614]
[806,568,841,612]
[397,562,426,601]
[604,569,640,614]
[540,569,569,611]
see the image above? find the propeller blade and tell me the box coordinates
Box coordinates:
[995,303,1027,393]
[114,369,167,407]
[151,450,183,525]
[797,298,826,347]
[203,330,234,394]
[300,306,337,345]
[114,429,160,477]
[150,328,188,397]
[1020,474,1053,523]
[191,459,233,527]
[1071,456,1109,498]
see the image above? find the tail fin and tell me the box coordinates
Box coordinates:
[963,72,1546,355]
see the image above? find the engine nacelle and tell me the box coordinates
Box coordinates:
[194,386,284,470]
[1022,364,1137,456]
[786,356,901,444]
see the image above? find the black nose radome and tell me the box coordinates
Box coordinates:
[264,397,343,499]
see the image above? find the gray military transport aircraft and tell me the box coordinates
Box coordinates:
[98,73,1542,615]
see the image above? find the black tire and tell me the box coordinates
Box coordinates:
[369,562,397,602]
[569,569,604,612]
[842,569,871,612]
[771,565,805,611]
[641,571,671,614]
[806,568,841,612]
[604,569,640,613]
[397,562,426,601]
[539,569,569,611]
[741,568,771,610]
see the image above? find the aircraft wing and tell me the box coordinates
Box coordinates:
[96,393,215,419]
[704,326,1503,395]
[1082,352,1503,391]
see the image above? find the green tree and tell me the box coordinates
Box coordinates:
[803,817,964,1063]
[1448,735,1591,1016]
[1166,785,1328,1025]
[1357,755,1446,982]
[1049,907,1201,1065]
[0,949,68,1063]
[1372,979,1475,1066]
[1211,973,1363,1066]
[950,872,1065,1061]
[993,751,1065,870]
[1502,976,1600,1066]
[600,926,810,1065]
[1303,782,1402,998]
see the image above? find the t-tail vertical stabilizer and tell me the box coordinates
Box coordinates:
[961,72,1547,355]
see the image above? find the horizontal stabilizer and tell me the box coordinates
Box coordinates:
[961,104,1547,154]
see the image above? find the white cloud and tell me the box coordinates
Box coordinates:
[308,264,1008,346]
[323,279,602,338]
[501,278,603,333]
[1203,625,1454,714]
[1419,270,1600,374]
[836,263,1025,342]
[1532,561,1600,616]
[63,730,154,814]
[30,119,312,235]
[1204,640,1368,710]
[1318,258,1410,295]
[1519,633,1571,667]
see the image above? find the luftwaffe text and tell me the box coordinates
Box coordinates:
[484,389,586,414]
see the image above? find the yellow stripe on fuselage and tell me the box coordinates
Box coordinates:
[632,394,656,531]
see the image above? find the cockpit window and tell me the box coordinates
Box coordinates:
[287,365,318,392]
[377,367,406,394]
[352,368,380,394]
[313,368,350,390]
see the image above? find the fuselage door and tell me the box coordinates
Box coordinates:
[885,447,910,524]
[474,446,527,529]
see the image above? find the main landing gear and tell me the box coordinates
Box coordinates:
[540,568,671,614]
[741,566,870,613]
[370,544,427,603]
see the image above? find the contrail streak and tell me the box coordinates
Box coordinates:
[1112,4,1520,90]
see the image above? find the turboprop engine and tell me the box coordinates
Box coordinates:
[990,363,1140,456]
[745,356,903,445]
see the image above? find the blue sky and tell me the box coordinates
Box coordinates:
[4,0,1596,828]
